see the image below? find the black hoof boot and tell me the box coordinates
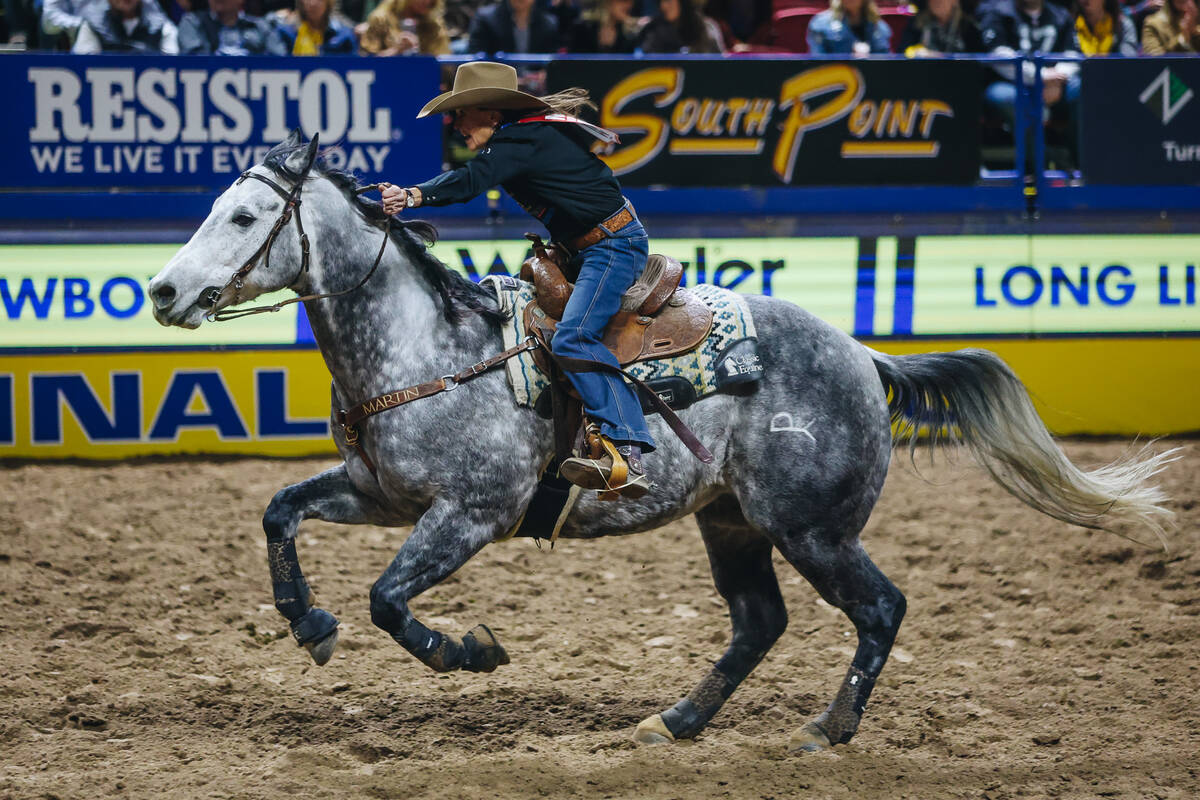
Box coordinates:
[291,608,340,666]
[462,624,510,673]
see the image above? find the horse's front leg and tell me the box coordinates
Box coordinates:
[369,498,512,673]
[263,463,391,665]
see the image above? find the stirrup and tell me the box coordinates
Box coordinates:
[559,433,650,499]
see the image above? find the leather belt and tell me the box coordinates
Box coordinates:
[568,203,635,253]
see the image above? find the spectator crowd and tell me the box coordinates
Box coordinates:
[3,0,1196,55]
[0,0,1194,168]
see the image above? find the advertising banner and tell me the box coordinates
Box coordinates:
[907,234,1200,337]
[0,350,334,458]
[1081,57,1200,185]
[5,54,441,190]
[546,58,984,186]
[2,234,1198,456]
[2,234,1197,350]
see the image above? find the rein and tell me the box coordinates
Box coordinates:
[205,172,390,322]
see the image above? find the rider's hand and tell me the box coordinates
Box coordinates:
[381,183,407,216]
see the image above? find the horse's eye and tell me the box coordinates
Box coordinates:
[233,213,256,227]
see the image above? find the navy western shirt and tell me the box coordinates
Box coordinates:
[415,121,626,242]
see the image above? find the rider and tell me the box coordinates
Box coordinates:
[382,61,654,498]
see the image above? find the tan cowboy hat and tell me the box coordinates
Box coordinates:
[417,62,551,118]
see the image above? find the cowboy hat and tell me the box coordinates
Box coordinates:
[417,62,551,118]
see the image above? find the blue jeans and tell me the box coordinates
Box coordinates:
[551,217,657,451]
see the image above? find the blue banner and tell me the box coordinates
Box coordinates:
[1080,57,1200,185]
[4,54,442,190]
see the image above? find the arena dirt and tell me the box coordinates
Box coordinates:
[1,440,1197,800]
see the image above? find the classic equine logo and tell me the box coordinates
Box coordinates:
[1139,67,1194,125]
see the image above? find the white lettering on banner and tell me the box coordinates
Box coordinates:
[25,66,392,146]
[250,71,300,142]
[299,69,349,141]
[1162,141,1200,162]
[136,69,180,143]
[179,69,207,142]
[28,67,87,142]
[88,68,137,142]
[208,69,253,144]
[29,145,84,173]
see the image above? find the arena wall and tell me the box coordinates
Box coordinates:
[2,234,1196,459]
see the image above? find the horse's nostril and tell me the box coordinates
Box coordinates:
[152,283,177,309]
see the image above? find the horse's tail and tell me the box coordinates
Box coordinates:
[868,347,1178,545]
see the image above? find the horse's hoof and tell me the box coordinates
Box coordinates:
[632,714,676,745]
[291,608,340,666]
[304,628,339,666]
[462,624,510,673]
[788,721,833,753]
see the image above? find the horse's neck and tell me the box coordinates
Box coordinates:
[301,226,490,404]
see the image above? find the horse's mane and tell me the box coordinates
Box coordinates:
[262,141,506,326]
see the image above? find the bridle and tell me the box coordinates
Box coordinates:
[203,164,390,322]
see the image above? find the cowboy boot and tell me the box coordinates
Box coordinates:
[560,436,651,499]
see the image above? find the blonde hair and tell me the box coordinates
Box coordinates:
[831,0,881,24]
[537,88,597,117]
[360,0,451,55]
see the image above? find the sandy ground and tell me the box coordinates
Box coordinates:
[0,440,1197,800]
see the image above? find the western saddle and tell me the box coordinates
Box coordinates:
[519,233,714,374]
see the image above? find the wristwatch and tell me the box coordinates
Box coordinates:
[405,188,419,208]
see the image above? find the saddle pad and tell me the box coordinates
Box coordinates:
[483,275,763,411]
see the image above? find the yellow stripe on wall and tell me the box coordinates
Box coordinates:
[841,142,940,158]
[1,337,1195,460]
[669,138,764,155]
[875,337,1200,436]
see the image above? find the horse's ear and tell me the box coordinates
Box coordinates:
[284,132,320,177]
[283,127,303,148]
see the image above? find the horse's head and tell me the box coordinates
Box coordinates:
[148,130,321,329]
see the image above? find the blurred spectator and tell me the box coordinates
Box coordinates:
[1141,0,1199,50]
[442,0,489,42]
[4,0,30,44]
[704,0,771,44]
[807,0,892,54]
[359,0,450,54]
[467,0,559,53]
[278,0,356,51]
[568,0,637,51]
[980,0,1079,127]
[637,0,724,52]
[43,0,169,44]
[901,0,985,54]
[178,0,288,52]
[73,0,179,49]
[1072,0,1137,53]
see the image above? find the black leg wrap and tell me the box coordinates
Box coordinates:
[290,607,339,647]
[812,666,876,745]
[395,621,467,673]
[267,538,312,623]
[660,668,736,740]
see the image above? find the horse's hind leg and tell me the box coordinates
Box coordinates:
[777,534,906,751]
[634,495,787,743]
[263,464,390,665]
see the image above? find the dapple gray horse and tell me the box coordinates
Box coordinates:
[148,133,1175,751]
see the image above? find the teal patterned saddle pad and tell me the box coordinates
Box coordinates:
[482,276,764,412]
